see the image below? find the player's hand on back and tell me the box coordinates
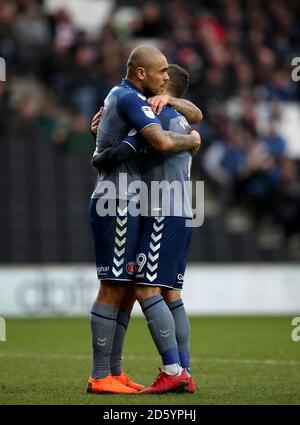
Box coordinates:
[91,107,103,134]
[190,130,201,156]
[147,95,170,115]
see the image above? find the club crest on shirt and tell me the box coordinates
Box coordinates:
[126,262,136,275]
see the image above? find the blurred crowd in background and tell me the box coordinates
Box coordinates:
[1,0,300,256]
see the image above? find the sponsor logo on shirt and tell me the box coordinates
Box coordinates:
[142,106,155,119]
[97,266,109,274]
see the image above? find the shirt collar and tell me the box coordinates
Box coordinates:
[122,79,145,96]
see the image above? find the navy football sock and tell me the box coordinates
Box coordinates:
[168,298,190,370]
[140,295,180,366]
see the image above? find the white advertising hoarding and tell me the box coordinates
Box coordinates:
[0,264,299,317]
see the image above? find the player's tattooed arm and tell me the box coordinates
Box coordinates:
[166,129,201,155]
[148,95,203,124]
[168,98,203,124]
[141,124,201,155]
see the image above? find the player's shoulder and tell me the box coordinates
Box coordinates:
[106,83,126,98]
[118,86,147,105]
[116,84,150,118]
[163,105,190,125]
[108,80,147,104]
[158,105,180,129]
[162,105,191,134]
[161,105,180,119]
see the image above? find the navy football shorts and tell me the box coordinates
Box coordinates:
[135,216,192,290]
[89,198,141,281]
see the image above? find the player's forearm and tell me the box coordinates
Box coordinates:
[168,97,203,124]
[92,144,135,171]
[141,124,200,154]
[164,131,198,154]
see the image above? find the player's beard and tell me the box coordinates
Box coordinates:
[159,80,169,94]
[143,86,157,97]
[144,79,166,97]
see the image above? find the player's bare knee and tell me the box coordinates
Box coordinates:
[119,285,136,312]
[97,281,127,306]
[135,284,161,303]
[162,288,182,304]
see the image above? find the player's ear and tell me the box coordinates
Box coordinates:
[136,66,146,80]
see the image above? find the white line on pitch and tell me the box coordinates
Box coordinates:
[0,353,299,366]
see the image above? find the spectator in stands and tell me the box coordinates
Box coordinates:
[202,121,249,205]
[66,112,94,155]
[13,1,51,74]
[235,137,281,221]
[133,1,166,38]
[272,158,300,238]
[260,120,286,160]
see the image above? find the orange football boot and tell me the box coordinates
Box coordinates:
[114,372,145,392]
[87,374,138,394]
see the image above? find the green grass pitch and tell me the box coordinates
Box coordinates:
[0,316,299,405]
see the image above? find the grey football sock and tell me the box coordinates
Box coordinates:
[90,301,118,379]
[168,298,190,369]
[110,310,130,376]
[140,295,180,365]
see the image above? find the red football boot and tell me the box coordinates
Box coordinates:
[139,368,189,394]
[185,375,195,393]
